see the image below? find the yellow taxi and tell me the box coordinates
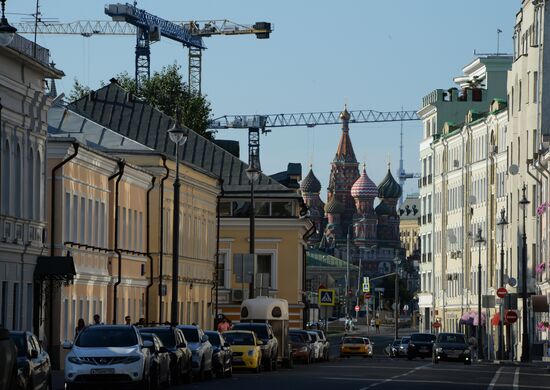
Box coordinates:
[223,330,263,372]
[340,336,374,358]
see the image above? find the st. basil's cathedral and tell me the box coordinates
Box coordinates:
[300,106,404,276]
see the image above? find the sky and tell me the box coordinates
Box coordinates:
[9,0,520,200]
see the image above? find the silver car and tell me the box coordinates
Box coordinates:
[307,331,323,361]
[397,336,411,357]
[177,325,213,380]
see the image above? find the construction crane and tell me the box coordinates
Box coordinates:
[13,3,272,94]
[209,109,421,194]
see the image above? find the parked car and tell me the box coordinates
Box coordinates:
[290,332,312,364]
[232,322,278,370]
[340,336,373,358]
[140,326,193,384]
[63,325,152,389]
[407,333,437,360]
[307,331,325,361]
[204,331,232,378]
[139,332,172,389]
[10,331,51,390]
[432,332,471,365]
[290,330,319,361]
[223,330,263,372]
[176,325,213,380]
[397,336,411,357]
[313,330,330,361]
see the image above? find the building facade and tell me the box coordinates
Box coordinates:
[0,35,62,334]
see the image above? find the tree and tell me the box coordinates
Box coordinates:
[67,78,92,102]
[69,63,214,139]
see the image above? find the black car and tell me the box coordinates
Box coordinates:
[232,323,278,371]
[205,331,232,378]
[433,332,471,365]
[10,331,51,390]
[140,332,172,388]
[407,333,436,360]
[140,326,193,384]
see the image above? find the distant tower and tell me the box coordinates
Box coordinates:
[300,165,325,245]
[375,163,403,248]
[327,105,360,237]
[350,163,378,247]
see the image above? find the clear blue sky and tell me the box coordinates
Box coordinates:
[10,0,519,199]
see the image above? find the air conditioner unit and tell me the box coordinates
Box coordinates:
[453,160,460,168]
[231,288,249,302]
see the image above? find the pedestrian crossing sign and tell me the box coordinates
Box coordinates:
[318,289,335,306]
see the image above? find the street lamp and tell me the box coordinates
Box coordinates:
[168,123,188,325]
[394,255,402,340]
[496,208,508,360]
[0,0,16,47]
[475,227,485,360]
[519,184,530,362]
[246,166,260,298]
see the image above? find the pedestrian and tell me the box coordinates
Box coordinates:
[125,316,132,325]
[375,317,381,334]
[136,318,146,327]
[92,314,103,325]
[217,318,230,333]
[75,318,86,338]
[370,318,375,329]
[468,336,478,360]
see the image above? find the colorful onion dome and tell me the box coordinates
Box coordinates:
[324,197,345,214]
[300,165,322,193]
[351,163,378,198]
[378,163,402,199]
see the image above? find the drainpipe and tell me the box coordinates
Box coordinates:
[429,142,436,329]
[109,160,125,324]
[45,142,79,358]
[145,176,156,323]
[159,156,170,323]
[214,178,224,328]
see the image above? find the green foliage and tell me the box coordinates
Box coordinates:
[67,78,92,102]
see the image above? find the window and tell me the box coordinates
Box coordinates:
[139,212,143,252]
[128,208,132,249]
[80,197,85,243]
[87,199,92,244]
[72,195,78,242]
[14,144,21,217]
[12,283,19,330]
[35,151,41,220]
[94,200,99,245]
[100,202,106,247]
[2,141,10,213]
[219,201,232,216]
[26,283,32,331]
[122,207,127,248]
[216,252,230,289]
[534,71,539,103]
[271,201,293,217]
[257,254,273,289]
[28,149,34,219]
[64,193,71,241]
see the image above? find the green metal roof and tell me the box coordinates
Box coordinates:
[307,250,358,270]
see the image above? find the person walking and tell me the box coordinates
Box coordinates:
[75,318,86,339]
[125,316,132,325]
[375,317,381,334]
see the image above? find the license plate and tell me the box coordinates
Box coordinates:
[90,368,115,375]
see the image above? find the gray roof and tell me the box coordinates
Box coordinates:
[67,82,296,197]
[399,195,420,220]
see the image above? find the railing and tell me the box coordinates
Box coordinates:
[8,34,51,66]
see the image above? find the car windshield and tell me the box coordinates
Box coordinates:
[233,325,268,339]
[179,328,200,343]
[75,327,137,348]
[291,332,310,342]
[343,338,363,344]
[290,334,304,343]
[205,332,220,346]
[410,334,436,342]
[141,329,175,347]
[438,334,466,344]
[10,334,27,357]
[224,332,255,346]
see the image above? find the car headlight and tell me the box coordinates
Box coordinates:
[121,356,141,364]
[436,348,443,353]
[248,350,255,356]
[399,346,404,349]
[68,357,85,365]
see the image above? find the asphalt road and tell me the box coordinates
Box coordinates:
[174,331,550,390]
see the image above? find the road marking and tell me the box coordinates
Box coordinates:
[357,363,431,389]
[488,367,504,390]
[513,367,519,390]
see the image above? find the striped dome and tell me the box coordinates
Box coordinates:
[300,166,322,193]
[324,197,345,214]
[351,164,378,199]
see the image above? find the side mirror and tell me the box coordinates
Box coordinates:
[30,349,39,359]
[62,340,73,350]
[143,340,154,349]
[201,335,209,343]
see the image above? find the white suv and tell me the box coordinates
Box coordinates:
[63,325,152,389]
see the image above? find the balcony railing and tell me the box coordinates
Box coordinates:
[8,34,51,66]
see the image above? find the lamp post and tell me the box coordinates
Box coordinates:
[246,166,260,299]
[519,184,530,362]
[345,225,352,317]
[0,0,16,47]
[475,227,485,360]
[168,123,188,325]
[394,256,401,340]
[496,208,507,360]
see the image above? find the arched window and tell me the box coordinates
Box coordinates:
[1,140,9,213]
[35,150,42,221]
[15,143,21,217]
[28,148,34,219]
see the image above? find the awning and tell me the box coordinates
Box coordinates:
[34,256,76,282]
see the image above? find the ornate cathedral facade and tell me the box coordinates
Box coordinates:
[300,107,404,276]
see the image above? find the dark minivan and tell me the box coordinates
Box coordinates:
[407,333,436,360]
